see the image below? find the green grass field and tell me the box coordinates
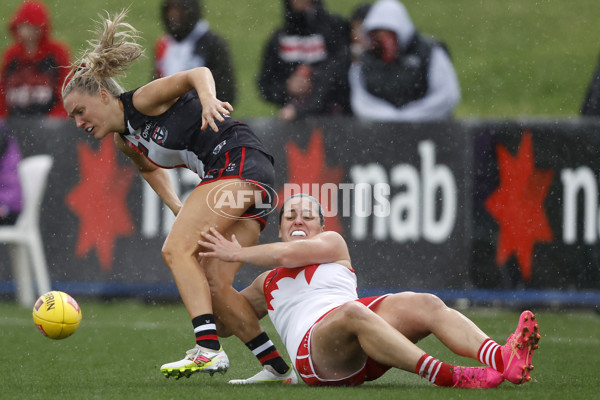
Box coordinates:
[1,301,598,399]
[1,0,600,119]
[2,1,599,397]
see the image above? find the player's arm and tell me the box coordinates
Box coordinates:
[131,67,233,131]
[114,133,182,216]
[240,271,269,318]
[198,228,350,268]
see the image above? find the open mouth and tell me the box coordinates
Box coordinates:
[86,127,94,134]
[291,230,306,237]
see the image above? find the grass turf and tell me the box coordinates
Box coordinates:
[1,300,598,399]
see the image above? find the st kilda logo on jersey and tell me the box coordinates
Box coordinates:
[151,126,168,144]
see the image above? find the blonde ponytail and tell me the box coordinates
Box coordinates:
[62,9,144,99]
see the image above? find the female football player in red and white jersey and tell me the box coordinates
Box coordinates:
[198,193,540,388]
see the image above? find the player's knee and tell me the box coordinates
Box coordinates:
[161,241,173,266]
[161,237,195,269]
[338,301,372,323]
[416,292,447,314]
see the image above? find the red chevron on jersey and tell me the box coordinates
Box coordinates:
[264,264,319,311]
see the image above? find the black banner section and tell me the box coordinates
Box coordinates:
[1,117,599,304]
[469,120,600,292]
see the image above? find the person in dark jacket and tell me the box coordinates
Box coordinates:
[0,0,71,118]
[258,0,351,121]
[153,0,236,104]
[349,0,460,122]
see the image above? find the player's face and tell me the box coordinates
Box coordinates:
[278,197,323,242]
[64,90,115,140]
[16,23,42,48]
[166,4,185,27]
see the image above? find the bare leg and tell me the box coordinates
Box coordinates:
[373,292,488,359]
[202,219,266,342]
[309,300,505,389]
[160,180,288,380]
[162,179,260,321]
[309,301,426,380]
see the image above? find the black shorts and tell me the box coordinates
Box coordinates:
[199,147,275,229]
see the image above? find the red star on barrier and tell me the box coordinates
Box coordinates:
[277,128,345,233]
[66,138,136,272]
[484,131,554,281]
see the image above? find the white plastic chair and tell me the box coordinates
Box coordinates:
[0,155,53,306]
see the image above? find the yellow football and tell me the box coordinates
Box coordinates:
[32,291,82,340]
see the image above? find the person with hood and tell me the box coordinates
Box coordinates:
[258,0,351,121]
[153,0,236,104]
[349,0,460,122]
[0,1,71,118]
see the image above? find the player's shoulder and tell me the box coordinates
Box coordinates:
[316,230,347,247]
[318,230,342,239]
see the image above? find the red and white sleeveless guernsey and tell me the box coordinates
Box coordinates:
[263,263,358,363]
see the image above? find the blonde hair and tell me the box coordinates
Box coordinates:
[62,9,143,99]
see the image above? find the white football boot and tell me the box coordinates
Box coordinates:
[228,365,298,385]
[160,345,229,379]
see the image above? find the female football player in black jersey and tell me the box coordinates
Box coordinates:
[62,10,296,384]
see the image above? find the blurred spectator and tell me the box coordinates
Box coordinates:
[0,123,23,225]
[349,3,372,63]
[0,0,71,118]
[153,0,236,104]
[581,56,600,116]
[258,0,351,121]
[349,0,460,122]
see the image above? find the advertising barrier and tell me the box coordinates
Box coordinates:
[468,119,600,305]
[1,117,598,307]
